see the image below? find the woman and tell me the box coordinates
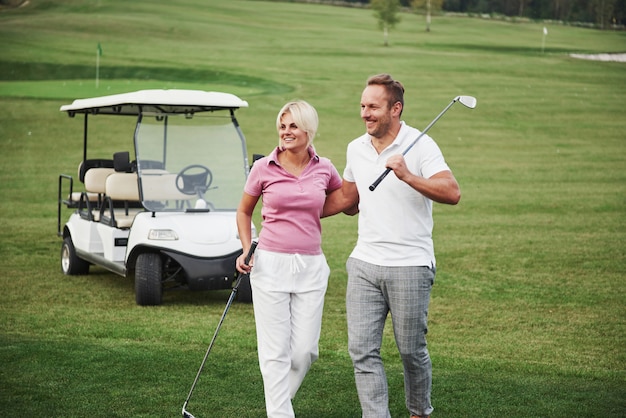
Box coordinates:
[235,100,342,417]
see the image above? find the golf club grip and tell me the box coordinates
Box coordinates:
[244,241,258,265]
[369,168,392,191]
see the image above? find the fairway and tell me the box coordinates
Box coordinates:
[1,1,625,417]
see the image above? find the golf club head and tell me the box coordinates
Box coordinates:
[456,95,477,109]
[182,408,196,418]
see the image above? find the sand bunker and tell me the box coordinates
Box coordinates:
[570,53,626,62]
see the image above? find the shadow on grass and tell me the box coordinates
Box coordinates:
[0,335,265,417]
[5,332,624,417]
[431,357,626,417]
[0,60,293,97]
[415,43,583,56]
[77,265,244,307]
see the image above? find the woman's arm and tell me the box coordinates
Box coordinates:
[236,192,260,273]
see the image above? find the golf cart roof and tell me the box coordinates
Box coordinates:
[60,89,249,116]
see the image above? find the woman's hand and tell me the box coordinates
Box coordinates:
[236,252,254,274]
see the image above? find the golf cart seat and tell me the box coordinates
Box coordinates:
[65,159,114,205]
[79,167,116,221]
[84,167,115,193]
[140,169,195,208]
[100,172,142,228]
[69,163,97,204]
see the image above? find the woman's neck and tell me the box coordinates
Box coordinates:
[279,147,311,175]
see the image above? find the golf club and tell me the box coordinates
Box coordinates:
[369,95,477,191]
[182,241,258,418]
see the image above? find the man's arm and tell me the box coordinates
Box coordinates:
[385,155,461,205]
[322,180,359,217]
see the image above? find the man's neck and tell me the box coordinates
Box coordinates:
[370,122,402,154]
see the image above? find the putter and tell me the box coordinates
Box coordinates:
[369,95,477,191]
[182,241,258,418]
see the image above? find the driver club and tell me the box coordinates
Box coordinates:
[369,95,477,191]
[182,241,258,418]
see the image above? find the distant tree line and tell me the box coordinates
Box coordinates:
[329,0,626,27]
[0,0,27,8]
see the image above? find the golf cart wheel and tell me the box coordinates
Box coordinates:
[237,274,253,303]
[135,252,163,306]
[61,236,90,275]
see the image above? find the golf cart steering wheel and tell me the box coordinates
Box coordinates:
[175,164,213,196]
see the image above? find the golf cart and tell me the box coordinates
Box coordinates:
[57,89,257,306]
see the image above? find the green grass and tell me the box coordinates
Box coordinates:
[1,0,625,416]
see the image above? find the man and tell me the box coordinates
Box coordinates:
[324,74,460,418]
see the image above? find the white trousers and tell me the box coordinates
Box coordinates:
[250,249,330,418]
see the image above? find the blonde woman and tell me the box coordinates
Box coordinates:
[236,100,342,417]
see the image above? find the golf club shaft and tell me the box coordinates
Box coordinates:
[369,97,459,191]
[182,241,258,417]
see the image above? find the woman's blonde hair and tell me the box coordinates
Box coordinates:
[276,100,318,147]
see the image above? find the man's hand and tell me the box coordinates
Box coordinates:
[385,154,411,182]
[385,154,461,205]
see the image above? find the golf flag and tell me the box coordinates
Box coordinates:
[97,42,103,57]
[543,27,548,35]
[541,27,547,53]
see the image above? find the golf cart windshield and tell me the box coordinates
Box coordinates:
[136,112,248,212]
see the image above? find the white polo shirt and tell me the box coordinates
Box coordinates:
[343,121,451,267]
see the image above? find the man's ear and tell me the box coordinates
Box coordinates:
[392,101,403,117]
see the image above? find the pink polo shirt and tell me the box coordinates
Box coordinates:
[245,146,342,255]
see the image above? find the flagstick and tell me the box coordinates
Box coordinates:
[96,48,100,88]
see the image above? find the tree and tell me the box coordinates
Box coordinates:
[592,0,617,28]
[371,0,402,46]
[411,0,444,31]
